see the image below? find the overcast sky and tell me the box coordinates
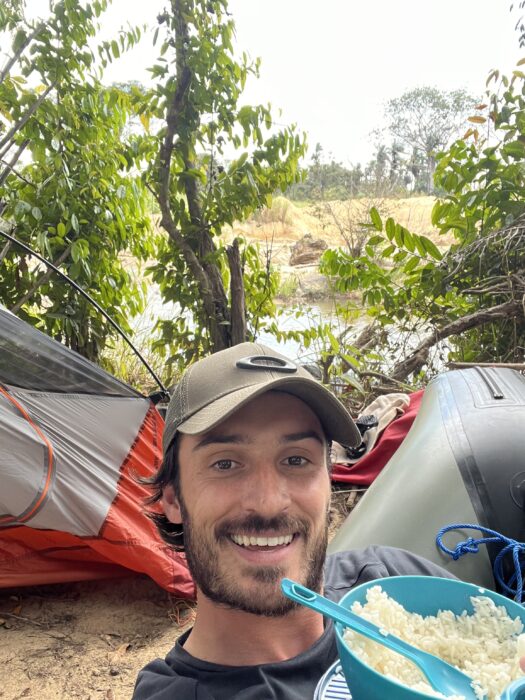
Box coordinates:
[23,0,524,164]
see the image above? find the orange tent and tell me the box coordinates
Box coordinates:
[0,306,194,598]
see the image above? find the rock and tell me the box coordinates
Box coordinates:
[289,233,328,266]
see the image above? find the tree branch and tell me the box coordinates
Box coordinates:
[447,361,525,370]
[0,139,30,188]
[390,298,524,381]
[0,22,45,86]
[0,239,12,263]
[10,243,72,314]
[0,81,56,156]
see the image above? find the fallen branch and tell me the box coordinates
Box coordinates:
[447,361,525,370]
[390,298,524,382]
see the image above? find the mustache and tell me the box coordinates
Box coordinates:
[215,513,310,539]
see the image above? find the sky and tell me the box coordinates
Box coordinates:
[22,0,525,165]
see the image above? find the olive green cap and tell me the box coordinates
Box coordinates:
[162,342,361,453]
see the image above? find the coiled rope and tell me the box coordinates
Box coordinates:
[436,523,525,603]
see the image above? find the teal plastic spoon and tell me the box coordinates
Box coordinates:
[281,578,481,700]
[501,677,525,700]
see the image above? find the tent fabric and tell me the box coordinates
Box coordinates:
[0,305,141,396]
[0,306,194,598]
[331,390,424,485]
[0,404,194,596]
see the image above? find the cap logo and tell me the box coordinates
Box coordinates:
[236,355,297,374]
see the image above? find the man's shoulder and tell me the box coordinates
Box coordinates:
[324,545,456,602]
[132,632,212,700]
[132,657,207,700]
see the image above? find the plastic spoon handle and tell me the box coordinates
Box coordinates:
[500,677,525,700]
[281,578,481,700]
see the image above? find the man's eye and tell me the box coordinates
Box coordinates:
[212,459,235,471]
[285,456,308,467]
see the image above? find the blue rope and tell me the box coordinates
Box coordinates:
[436,523,525,603]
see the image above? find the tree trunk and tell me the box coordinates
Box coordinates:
[227,238,247,345]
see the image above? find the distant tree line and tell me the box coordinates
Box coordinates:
[287,87,478,201]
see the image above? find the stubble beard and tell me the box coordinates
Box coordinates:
[179,498,329,617]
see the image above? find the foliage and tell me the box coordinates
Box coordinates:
[317,65,525,383]
[384,87,478,193]
[287,143,365,200]
[136,0,306,367]
[0,1,152,360]
[288,87,479,203]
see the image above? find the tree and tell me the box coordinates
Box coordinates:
[385,87,478,193]
[139,0,306,365]
[1,0,305,372]
[0,1,151,361]
[317,65,525,387]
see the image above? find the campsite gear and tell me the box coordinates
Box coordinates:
[0,305,193,596]
[0,230,168,397]
[313,661,352,700]
[436,524,525,603]
[331,390,423,486]
[281,578,480,700]
[162,341,361,452]
[329,368,525,589]
[339,393,410,462]
[330,575,525,700]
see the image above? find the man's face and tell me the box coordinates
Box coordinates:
[162,391,332,617]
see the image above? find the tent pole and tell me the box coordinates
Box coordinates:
[0,229,169,400]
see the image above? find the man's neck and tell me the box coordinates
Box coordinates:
[182,593,326,666]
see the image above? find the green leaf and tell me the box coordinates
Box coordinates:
[57,222,66,237]
[403,256,420,274]
[32,207,42,221]
[369,207,383,231]
[420,236,442,260]
[385,217,396,240]
[71,213,79,233]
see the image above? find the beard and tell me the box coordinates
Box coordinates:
[179,499,329,617]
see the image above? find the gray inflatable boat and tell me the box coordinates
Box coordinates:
[329,367,525,591]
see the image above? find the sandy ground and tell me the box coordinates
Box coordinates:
[223,195,445,265]
[0,576,195,700]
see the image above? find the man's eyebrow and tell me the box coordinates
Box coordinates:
[192,434,249,451]
[281,430,325,445]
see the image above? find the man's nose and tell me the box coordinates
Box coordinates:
[242,463,291,515]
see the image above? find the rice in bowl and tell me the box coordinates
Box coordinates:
[343,585,525,700]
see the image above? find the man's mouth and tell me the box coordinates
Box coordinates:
[229,533,295,548]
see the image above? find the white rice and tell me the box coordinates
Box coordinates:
[343,585,525,700]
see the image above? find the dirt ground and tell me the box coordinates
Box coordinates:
[0,489,361,700]
[0,576,195,700]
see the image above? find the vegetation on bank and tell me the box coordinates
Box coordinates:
[1,0,524,398]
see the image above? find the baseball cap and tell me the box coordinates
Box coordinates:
[162,342,361,453]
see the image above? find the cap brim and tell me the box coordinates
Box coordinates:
[177,376,361,447]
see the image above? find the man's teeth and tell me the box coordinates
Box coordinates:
[230,534,294,547]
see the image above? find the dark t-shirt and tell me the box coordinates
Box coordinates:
[132,546,455,700]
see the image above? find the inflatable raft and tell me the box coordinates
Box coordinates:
[329,367,525,591]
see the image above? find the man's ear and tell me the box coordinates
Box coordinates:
[161,484,183,524]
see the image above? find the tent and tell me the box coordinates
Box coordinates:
[0,305,194,598]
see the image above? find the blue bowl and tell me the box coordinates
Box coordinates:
[334,576,525,700]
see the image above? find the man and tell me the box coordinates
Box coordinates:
[133,342,454,700]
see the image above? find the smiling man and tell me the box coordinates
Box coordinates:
[133,342,453,700]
